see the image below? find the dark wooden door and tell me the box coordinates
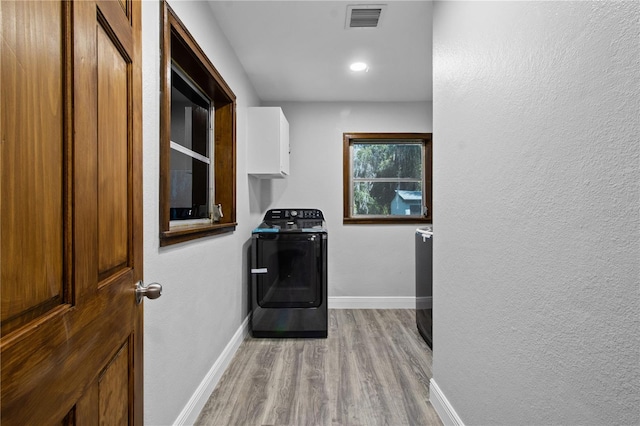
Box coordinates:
[1,0,144,423]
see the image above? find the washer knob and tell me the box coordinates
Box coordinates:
[290,210,297,217]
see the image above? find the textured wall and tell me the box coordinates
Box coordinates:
[432,1,639,424]
[141,1,262,424]
[263,102,432,298]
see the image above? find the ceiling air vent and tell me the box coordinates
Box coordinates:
[346,4,386,29]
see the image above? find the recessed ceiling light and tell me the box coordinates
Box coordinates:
[350,62,368,72]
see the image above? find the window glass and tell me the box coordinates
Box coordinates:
[352,142,423,216]
[353,142,422,179]
[170,68,209,155]
[169,67,211,223]
[353,181,423,216]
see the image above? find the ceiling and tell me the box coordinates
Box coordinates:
[207,1,432,103]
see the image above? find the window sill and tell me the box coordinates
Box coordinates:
[343,216,432,225]
[160,222,237,247]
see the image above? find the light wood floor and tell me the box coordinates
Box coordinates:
[195,309,442,426]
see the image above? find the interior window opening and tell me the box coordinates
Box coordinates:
[160,1,237,246]
[169,65,214,227]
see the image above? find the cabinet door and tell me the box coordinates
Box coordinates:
[247,107,289,178]
[279,110,290,175]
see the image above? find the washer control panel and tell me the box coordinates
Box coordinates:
[264,209,324,221]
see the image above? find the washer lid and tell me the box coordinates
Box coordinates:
[252,220,327,233]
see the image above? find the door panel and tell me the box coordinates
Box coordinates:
[0,0,143,424]
[0,0,65,335]
[99,341,131,424]
[97,21,130,277]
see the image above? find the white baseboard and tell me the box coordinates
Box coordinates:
[173,316,249,426]
[328,296,415,309]
[429,379,465,426]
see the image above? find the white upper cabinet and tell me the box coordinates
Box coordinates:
[247,107,290,178]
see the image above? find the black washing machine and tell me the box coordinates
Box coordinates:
[250,209,328,338]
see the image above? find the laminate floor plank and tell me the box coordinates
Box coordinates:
[195,309,442,426]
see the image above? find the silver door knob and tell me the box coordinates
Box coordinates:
[136,281,163,304]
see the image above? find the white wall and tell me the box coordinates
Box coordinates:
[261,102,432,300]
[432,1,639,425]
[142,1,262,424]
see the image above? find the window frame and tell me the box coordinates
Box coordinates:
[343,132,432,224]
[160,2,237,246]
